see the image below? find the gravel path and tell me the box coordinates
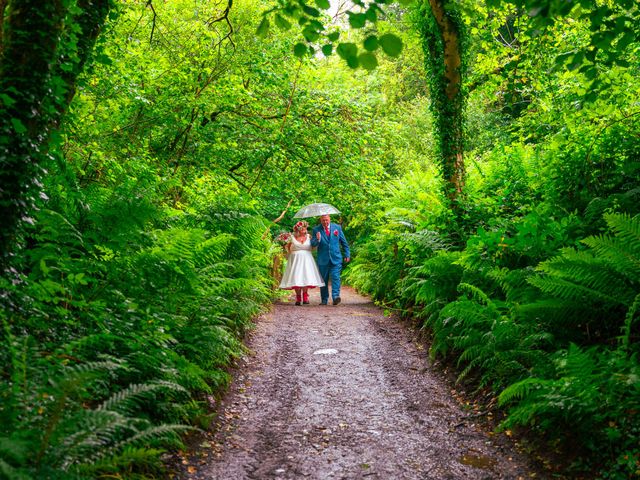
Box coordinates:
[172,287,540,480]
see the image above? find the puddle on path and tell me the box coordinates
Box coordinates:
[458,453,498,470]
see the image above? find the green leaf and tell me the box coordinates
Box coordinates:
[303,25,320,42]
[358,52,378,70]
[315,0,331,9]
[567,52,584,71]
[321,44,333,56]
[0,93,16,107]
[379,33,402,57]
[294,43,308,58]
[397,0,414,4]
[308,19,324,30]
[614,58,630,68]
[348,12,367,29]
[336,42,358,61]
[363,35,378,51]
[256,17,269,37]
[327,31,340,42]
[365,6,377,22]
[302,5,321,17]
[346,56,359,69]
[11,118,27,134]
[554,51,573,66]
[616,32,635,51]
[275,14,291,30]
[582,66,598,80]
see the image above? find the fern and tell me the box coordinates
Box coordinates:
[526,213,640,343]
[498,344,640,472]
[97,381,187,415]
[0,459,32,480]
[75,446,165,478]
[498,377,551,405]
[582,213,640,282]
[78,424,192,468]
[621,293,640,350]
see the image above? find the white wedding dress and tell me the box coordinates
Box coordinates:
[279,234,325,289]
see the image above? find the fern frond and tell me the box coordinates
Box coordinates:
[193,234,233,268]
[498,377,548,406]
[55,360,122,389]
[0,459,31,480]
[75,424,193,468]
[457,283,501,316]
[529,262,633,306]
[621,293,640,350]
[98,381,187,414]
[74,446,164,477]
[0,437,29,467]
[582,213,640,282]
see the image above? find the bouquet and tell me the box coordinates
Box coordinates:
[274,231,292,246]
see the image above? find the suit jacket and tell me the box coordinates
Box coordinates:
[311,223,350,266]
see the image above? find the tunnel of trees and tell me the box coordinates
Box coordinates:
[1,0,639,478]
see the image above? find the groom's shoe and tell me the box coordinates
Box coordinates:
[333,297,341,306]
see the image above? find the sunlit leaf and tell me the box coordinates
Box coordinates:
[358,52,378,71]
[365,6,377,22]
[315,0,330,9]
[379,33,402,57]
[293,43,308,58]
[348,12,367,29]
[363,35,378,52]
[321,44,333,56]
[346,56,359,69]
[302,5,320,17]
[256,17,269,37]
[274,14,291,30]
[303,25,320,42]
[336,42,358,60]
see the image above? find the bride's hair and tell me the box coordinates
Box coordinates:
[293,220,308,232]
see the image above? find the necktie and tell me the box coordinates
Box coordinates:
[325,226,330,236]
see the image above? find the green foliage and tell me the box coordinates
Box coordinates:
[0,0,113,262]
[2,0,639,477]
[0,173,275,478]
[498,345,640,477]
[347,1,640,472]
[524,213,640,344]
[258,0,406,68]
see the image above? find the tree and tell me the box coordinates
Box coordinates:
[0,0,112,264]
[416,0,465,212]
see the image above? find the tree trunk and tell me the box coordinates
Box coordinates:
[419,0,465,210]
[0,0,111,263]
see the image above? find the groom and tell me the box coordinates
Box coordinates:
[311,214,350,305]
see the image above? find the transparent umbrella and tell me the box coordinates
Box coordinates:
[293,203,341,218]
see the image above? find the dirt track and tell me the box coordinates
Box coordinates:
[172,287,539,480]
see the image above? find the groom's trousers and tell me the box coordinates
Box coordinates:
[318,262,342,303]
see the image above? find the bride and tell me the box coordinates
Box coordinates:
[279,220,325,305]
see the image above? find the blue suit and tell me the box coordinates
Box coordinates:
[311,223,350,304]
